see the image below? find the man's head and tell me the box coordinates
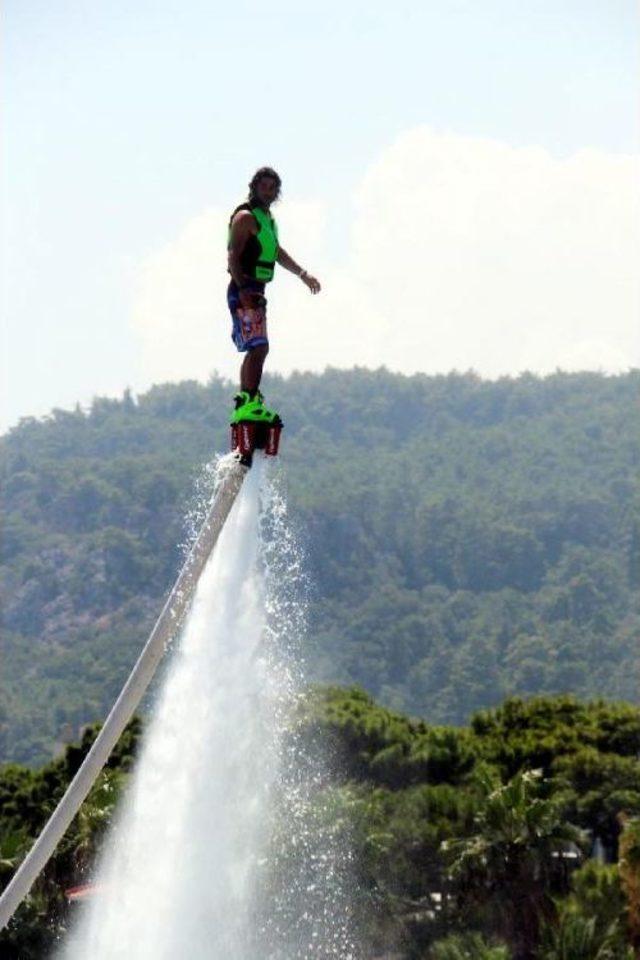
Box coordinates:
[248,167,282,209]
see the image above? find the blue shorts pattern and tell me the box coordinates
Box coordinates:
[227,281,269,353]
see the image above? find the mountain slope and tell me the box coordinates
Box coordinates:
[1,369,638,764]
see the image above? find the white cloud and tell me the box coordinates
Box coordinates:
[131,128,639,387]
[131,209,230,385]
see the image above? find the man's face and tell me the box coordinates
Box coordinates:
[255,176,279,208]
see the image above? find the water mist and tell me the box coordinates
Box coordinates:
[59,458,359,960]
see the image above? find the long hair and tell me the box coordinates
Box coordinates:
[248,167,282,204]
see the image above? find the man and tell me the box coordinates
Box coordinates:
[227,167,321,417]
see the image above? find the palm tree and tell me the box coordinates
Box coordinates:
[538,910,631,960]
[429,931,510,958]
[442,770,586,960]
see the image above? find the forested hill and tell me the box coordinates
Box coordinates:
[1,369,638,765]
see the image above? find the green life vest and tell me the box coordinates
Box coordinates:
[228,203,279,283]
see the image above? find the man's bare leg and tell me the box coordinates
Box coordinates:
[240,344,269,395]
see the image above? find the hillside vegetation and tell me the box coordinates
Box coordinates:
[1,369,638,764]
[2,691,640,958]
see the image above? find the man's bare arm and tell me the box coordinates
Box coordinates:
[277,246,321,294]
[227,211,257,287]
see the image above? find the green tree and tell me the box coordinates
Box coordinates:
[429,932,510,959]
[443,770,586,959]
[539,911,631,960]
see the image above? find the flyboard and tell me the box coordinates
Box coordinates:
[230,390,283,467]
[0,401,282,931]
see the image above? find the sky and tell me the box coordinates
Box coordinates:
[2,0,639,432]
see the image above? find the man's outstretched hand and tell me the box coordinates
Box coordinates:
[302,272,321,294]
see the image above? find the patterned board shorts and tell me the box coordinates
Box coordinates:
[227,281,269,353]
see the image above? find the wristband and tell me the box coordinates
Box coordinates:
[299,269,308,280]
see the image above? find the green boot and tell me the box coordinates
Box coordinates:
[231,390,279,425]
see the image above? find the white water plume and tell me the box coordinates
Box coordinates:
[59,457,360,959]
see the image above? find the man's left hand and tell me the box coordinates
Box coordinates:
[302,272,321,294]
